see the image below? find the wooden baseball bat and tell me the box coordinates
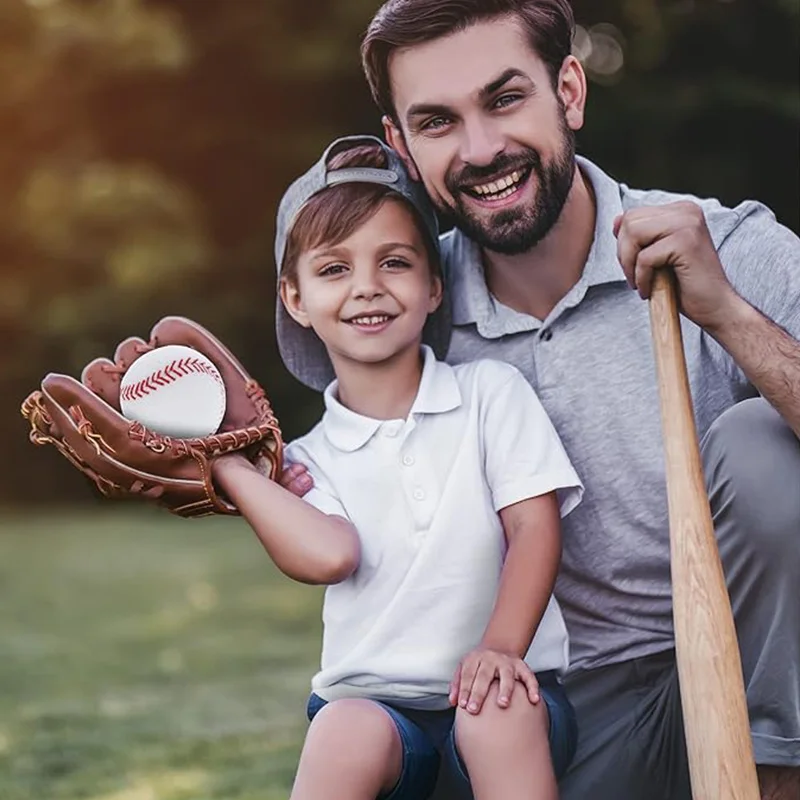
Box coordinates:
[648,269,760,800]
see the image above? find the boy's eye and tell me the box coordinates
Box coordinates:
[382,257,411,269]
[319,263,347,277]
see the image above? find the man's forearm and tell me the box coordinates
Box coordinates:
[707,295,800,438]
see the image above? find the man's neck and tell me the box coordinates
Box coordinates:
[482,164,596,321]
[333,346,423,421]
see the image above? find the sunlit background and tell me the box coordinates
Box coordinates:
[1,1,798,798]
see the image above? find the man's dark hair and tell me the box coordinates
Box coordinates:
[361,0,575,123]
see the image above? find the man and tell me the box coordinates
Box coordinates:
[284,1,800,797]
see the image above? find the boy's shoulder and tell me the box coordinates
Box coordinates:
[448,355,524,392]
[283,417,328,467]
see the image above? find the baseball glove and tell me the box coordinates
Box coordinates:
[20,316,284,518]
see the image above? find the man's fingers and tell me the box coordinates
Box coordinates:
[496,665,516,708]
[634,237,681,299]
[516,666,540,704]
[465,663,496,714]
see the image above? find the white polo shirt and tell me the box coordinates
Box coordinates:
[285,346,584,710]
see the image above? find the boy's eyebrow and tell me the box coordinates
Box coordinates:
[377,242,421,255]
[405,68,531,124]
[307,241,421,259]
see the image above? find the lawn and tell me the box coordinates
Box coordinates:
[0,507,325,800]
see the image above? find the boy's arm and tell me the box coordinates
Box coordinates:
[450,492,561,713]
[481,491,561,657]
[213,454,360,586]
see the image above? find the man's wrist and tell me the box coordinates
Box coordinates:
[700,287,753,339]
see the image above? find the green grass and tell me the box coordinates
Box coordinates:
[0,507,325,800]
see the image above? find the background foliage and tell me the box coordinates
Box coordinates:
[1,0,798,505]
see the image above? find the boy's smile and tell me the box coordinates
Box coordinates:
[281,198,442,379]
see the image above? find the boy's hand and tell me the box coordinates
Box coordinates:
[280,462,313,497]
[449,647,540,715]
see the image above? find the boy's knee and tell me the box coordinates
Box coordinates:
[454,682,548,755]
[307,699,400,758]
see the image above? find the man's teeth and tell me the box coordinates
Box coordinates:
[350,315,390,325]
[471,170,524,199]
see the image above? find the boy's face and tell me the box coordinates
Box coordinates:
[383,16,586,255]
[281,198,442,375]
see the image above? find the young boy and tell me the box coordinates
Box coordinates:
[211,135,584,800]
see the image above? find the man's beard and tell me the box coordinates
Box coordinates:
[440,123,576,256]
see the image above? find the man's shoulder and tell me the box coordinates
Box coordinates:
[619,181,779,249]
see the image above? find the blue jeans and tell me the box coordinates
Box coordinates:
[306,670,578,800]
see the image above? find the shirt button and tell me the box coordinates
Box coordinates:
[412,488,425,501]
[384,422,401,437]
[541,328,553,341]
[402,454,415,466]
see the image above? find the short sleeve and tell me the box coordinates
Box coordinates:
[283,440,349,520]
[708,201,800,382]
[480,364,583,517]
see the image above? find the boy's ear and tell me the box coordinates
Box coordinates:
[279,278,312,329]
[383,116,420,181]
[428,273,444,314]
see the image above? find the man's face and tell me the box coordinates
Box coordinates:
[385,17,585,255]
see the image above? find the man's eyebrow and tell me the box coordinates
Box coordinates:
[405,68,532,123]
[481,68,531,98]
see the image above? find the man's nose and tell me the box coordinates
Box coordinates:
[459,116,505,167]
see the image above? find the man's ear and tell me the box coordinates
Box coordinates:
[279,277,312,329]
[383,115,420,181]
[558,55,588,132]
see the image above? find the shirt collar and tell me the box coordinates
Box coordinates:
[448,155,627,331]
[322,346,462,452]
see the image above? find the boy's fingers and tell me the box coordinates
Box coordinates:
[457,659,479,710]
[465,664,495,714]
[280,463,313,496]
[516,666,540,704]
[449,662,463,706]
[496,666,516,707]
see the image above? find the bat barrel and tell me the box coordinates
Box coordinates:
[649,269,760,799]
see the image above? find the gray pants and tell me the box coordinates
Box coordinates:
[432,398,800,799]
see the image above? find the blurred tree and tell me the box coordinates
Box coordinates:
[1,0,797,505]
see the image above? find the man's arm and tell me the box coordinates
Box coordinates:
[705,296,800,438]
[614,201,800,437]
[213,454,360,585]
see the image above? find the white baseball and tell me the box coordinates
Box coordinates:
[119,344,226,438]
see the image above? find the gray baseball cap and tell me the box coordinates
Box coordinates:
[273,134,451,392]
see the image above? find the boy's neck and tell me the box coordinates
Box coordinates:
[333,346,424,421]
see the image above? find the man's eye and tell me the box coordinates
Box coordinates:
[493,93,521,110]
[421,116,451,132]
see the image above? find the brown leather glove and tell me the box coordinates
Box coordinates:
[21,316,284,518]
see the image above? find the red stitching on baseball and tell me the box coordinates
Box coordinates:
[121,357,223,402]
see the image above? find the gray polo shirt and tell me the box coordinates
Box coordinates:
[441,155,800,672]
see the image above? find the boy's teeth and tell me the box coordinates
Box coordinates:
[351,315,389,325]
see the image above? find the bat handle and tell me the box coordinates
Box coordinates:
[649,269,760,799]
